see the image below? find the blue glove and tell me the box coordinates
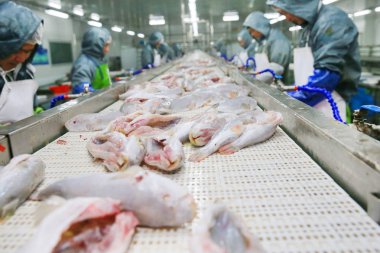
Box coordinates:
[72,82,95,94]
[288,69,341,106]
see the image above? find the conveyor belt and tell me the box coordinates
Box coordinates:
[1,70,380,252]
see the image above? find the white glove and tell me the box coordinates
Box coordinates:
[256,62,284,84]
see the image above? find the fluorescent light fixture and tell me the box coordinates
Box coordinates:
[289,25,302,32]
[48,0,61,9]
[375,6,380,12]
[87,20,102,27]
[149,15,165,25]
[188,0,199,36]
[137,33,145,38]
[111,26,123,32]
[264,12,280,19]
[223,11,239,22]
[90,13,100,21]
[126,30,135,36]
[45,9,69,19]
[354,9,372,17]
[270,15,286,24]
[73,5,84,16]
[322,0,339,5]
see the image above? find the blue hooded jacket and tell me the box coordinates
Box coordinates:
[237,29,256,58]
[71,27,111,86]
[158,42,175,62]
[141,32,164,67]
[243,11,291,69]
[267,0,361,100]
[0,1,42,94]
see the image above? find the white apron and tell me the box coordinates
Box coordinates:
[0,79,38,124]
[255,53,270,72]
[153,49,161,67]
[293,46,346,120]
[237,50,248,67]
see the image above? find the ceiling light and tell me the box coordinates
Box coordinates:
[270,15,286,24]
[90,13,100,21]
[73,5,84,16]
[264,12,280,19]
[289,26,302,32]
[126,30,135,36]
[137,33,145,38]
[48,0,61,9]
[87,20,102,27]
[223,11,239,22]
[111,26,123,32]
[45,9,69,19]
[322,0,339,5]
[354,9,372,17]
[188,0,199,36]
[375,6,380,12]
[149,15,165,25]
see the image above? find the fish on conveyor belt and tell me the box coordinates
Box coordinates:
[65,111,124,132]
[189,113,231,147]
[143,134,184,171]
[0,154,45,219]
[190,204,265,253]
[217,96,258,114]
[107,113,180,136]
[35,166,196,228]
[17,197,138,253]
[219,111,283,155]
[87,132,145,172]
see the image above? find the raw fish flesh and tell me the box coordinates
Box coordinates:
[65,111,123,132]
[17,197,138,253]
[190,204,265,253]
[35,166,196,227]
[0,154,45,218]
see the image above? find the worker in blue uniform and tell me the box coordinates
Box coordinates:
[158,42,175,63]
[236,29,256,67]
[267,0,361,119]
[141,31,164,68]
[171,43,184,58]
[243,11,291,84]
[0,1,43,123]
[71,27,112,94]
[213,39,228,58]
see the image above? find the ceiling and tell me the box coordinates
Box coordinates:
[15,0,380,44]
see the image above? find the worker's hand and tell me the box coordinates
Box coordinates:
[288,69,341,106]
[72,82,95,94]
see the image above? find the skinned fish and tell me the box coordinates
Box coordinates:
[65,111,124,132]
[143,135,184,171]
[107,113,180,136]
[218,97,258,114]
[189,114,254,162]
[0,154,45,218]
[17,197,138,253]
[190,204,265,253]
[87,132,145,172]
[35,166,196,228]
[189,113,233,147]
[219,112,283,155]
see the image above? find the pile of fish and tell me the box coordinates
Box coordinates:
[66,53,283,173]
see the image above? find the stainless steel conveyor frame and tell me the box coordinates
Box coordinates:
[0,54,379,220]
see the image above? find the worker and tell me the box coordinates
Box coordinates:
[243,11,291,84]
[213,38,228,58]
[171,43,184,58]
[158,42,175,63]
[71,27,112,94]
[235,29,256,67]
[141,31,164,68]
[0,1,43,124]
[267,0,361,119]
